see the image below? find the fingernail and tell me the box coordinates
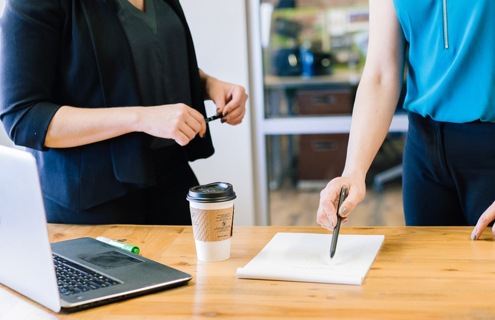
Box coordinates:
[216,108,220,113]
[340,207,348,217]
[471,232,477,240]
[223,111,229,116]
[221,119,226,123]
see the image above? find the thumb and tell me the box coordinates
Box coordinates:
[213,99,226,115]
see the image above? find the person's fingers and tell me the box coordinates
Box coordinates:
[321,200,350,229]
[318,185,342,229]
[215,101,226,116]
[339,188,361,217]
[222,105,245,125]
[316,206,334,230]
[210,86,231,117]
[169,123,194,144]
[184,105,206,137]
[221,87,248,123]
[174,134,190,146]
[316,185,334,229]
[166,104,205,143]
[182,120,200,140]
[222,86,243,107]
[471,201,495,240]
[173,122,203,146]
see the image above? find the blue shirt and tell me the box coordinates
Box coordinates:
[393,0,495,123]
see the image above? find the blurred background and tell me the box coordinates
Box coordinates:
[256,0,406,226]
[0,0,406,227]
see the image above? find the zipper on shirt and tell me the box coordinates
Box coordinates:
[442,0,449,49]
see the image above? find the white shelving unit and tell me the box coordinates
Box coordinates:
[247,0,408,225]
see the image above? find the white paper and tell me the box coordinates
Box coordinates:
[236,232,384,285]
[0,287,59,320]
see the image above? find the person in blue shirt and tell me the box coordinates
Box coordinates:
[316,0,495,240]
[0,0,248,225]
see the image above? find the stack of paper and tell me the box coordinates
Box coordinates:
[236,232,384,285]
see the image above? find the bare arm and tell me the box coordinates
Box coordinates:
[45,103,207,148]
[46,69,248,149]
[316,0,406,230]
[344,0,406,182]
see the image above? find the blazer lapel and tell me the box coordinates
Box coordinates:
[80,1,154,185]
[80,0,142,107]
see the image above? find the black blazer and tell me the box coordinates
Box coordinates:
[0,0,214,211]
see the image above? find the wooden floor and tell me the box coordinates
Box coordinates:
[269,180,405,227]
[268,132,406,227]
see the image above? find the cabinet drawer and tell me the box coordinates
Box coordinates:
[297,89,352,115]
[298,134,349,181]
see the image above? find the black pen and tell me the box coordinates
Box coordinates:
[330,186,347,259]
[205,114,223,123]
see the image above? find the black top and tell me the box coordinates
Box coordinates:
[115,0,191,148]
[0,0,214,211]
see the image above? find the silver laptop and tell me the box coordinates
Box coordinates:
[0,145,192,312]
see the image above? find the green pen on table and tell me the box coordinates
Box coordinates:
[96,236,140,255]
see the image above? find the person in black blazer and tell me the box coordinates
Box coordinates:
[0,0,248,224]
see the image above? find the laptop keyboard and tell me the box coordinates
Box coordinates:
[53,254,120,296]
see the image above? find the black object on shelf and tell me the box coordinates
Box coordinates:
[271,48,302,76]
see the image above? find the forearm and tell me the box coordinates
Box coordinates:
[342,71,403,181]
[199,69,222,101]
[199,69,211,100]
[342,0,405,182]
[44,106,142,148]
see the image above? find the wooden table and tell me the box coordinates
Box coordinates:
[2,225,495,319]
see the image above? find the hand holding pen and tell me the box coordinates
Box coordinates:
[205,113,223,123]
[330,186,347,258]
[199,70,248,126]
[316,177,366,231]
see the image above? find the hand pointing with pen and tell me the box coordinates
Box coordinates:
[316,176,366,231]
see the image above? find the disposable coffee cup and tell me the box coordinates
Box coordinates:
[187,182,236,262]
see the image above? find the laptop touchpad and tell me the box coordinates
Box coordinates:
[78,251,143,270]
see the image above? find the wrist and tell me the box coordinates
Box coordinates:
[126,107,145,133]
[342,167,367,182]
[200,70,218,101]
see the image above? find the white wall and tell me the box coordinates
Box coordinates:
[180,0,256,225]
[0,1,257,224]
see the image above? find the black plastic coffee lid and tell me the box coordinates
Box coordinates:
[187,182,236,203]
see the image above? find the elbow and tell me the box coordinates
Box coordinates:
[360,66,404,101]
[0,102,56,151]
[361,56,405,92]
[0,115,42,150]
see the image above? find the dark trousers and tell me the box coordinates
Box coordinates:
[402,112,495,226]
[45,145,198,225]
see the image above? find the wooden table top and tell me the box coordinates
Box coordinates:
[2,225,495,319]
